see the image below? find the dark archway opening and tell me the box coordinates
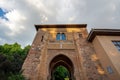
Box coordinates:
[48,54,74,80]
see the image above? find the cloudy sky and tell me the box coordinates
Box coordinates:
[0,0,120,47]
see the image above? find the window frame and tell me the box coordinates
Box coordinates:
[112,41,120,51]
[56,33,66,40]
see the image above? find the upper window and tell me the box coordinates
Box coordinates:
[112,41,120,51]
[56,33,61,40]
[61,33,66,40]
[56,33,66,40]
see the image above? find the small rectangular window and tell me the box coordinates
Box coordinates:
[79,34,82,37]
[107,66,114,74]
[112,41,120,51]
[41,36,44,42]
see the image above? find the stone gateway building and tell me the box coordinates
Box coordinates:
[22,24,120,80]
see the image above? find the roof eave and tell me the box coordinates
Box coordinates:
[87,29,120,42]
[34,24,87,31]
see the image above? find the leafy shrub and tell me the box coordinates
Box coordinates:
[0,43,31,80]
[8,72,25,80]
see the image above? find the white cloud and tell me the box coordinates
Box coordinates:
[0,0,120,47]
[68,16,76,22]
[26,0,51,14]
[4,10,26,36]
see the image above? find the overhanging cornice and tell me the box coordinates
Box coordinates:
[35,24,87,31]
[87,29,120,42]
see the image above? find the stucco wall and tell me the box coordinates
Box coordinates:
[93,36,120,80]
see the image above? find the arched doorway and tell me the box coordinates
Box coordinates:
[48,54,74,80]
[53,65,70,80]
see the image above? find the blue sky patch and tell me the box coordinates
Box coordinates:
[0,8,8,20]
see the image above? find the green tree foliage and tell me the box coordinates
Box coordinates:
[0,43,31,80]
[8,72,25,80]
[53,66,70,80]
